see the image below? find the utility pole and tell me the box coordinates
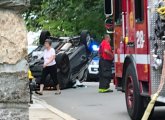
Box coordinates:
[0,1,30,119]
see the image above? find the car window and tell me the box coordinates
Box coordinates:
[115,0,122,25]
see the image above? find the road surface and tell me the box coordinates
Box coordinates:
[39,82,165,120]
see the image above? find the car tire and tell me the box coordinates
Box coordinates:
[56,53,70,74]
[39,31,51,45]
[125,63,145,120]
[80,30,91,49]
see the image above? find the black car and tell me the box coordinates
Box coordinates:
[28,30,92,89]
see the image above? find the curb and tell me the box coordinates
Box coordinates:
[33,96,77,120]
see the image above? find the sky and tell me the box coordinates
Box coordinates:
[27,30,41,45]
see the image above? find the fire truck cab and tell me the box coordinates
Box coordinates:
[104,0,165,119]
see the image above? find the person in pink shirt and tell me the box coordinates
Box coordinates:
[36,39,61,95]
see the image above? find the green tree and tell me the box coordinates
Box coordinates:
[25,0,106,40]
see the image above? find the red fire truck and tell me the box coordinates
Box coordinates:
[104,0,165,120]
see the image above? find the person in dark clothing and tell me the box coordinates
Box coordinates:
[98,34,114,93]
[36,39,61,95]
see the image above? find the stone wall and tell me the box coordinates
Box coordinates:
[0,1,29,119]
[0,107,28,120]
[0,10,27,64]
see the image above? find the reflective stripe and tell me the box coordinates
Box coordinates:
[115,54,125,63]
[115,54,150,64]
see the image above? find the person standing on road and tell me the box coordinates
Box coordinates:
[98,34,114,93]
[36,39,61,95]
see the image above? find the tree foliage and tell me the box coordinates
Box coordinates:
[25,0,106,40]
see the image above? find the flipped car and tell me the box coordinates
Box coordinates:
[28,45,38,54]
[28,30,92,89]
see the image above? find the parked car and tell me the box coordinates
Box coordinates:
[28,30,92,89]
[87,55,115,81]
[87,56,99,81]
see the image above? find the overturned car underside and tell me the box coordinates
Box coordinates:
[28,30,92,89]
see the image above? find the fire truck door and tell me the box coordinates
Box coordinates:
[125,0,136,54]
[125,0,148,81]
[114,0,134,77]
[134,0,149,81]
[114,0,123,77]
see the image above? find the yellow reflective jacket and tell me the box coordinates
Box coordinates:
[28,70,34,79]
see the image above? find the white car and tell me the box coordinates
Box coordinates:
[87,56,99,81]
[87,56,115,81]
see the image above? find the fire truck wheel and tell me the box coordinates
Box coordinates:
[125,64,144,120]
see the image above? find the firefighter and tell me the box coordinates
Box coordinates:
[36,39,61,95]
[99,34,114,93]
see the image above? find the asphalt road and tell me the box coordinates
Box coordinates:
[39,82,165,120]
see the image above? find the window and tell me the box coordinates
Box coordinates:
[104,0,113,15]
[135,0,144,23]
[115,0,122,25]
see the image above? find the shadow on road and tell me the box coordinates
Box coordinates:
[38,83,165,120]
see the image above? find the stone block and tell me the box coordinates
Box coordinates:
[0,73,29,103]
[0,10,27,64]
[0,8,29,120]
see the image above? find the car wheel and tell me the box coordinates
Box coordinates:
[39,31,51,45]
[80,30,91,49]
[56,53,70,74]
[56,53,70,89]
[125,64,145,120]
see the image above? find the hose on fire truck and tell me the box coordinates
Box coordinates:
[157,6,165,20]
[142,51,165,120]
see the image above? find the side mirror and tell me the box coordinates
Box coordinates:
[104,0,113,16]
[105,18,114,33]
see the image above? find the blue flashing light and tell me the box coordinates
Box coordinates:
[92,45,99,51]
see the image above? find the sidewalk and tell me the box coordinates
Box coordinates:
[29,96,76,120]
